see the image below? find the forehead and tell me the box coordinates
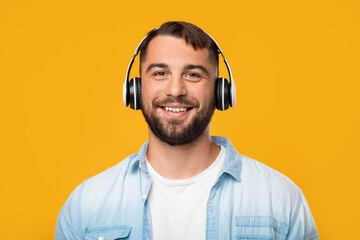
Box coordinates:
[142,35,215,68]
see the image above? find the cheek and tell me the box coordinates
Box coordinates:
[141,80,163,103]
[188,82,215,102]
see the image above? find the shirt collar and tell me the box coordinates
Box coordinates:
[127,136,242,182]
[211,136,242,182]
[127,141,149,171]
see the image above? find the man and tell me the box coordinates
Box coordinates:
[56,21,319,240]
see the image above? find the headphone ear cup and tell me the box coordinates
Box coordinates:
[215,78,230,111]
[129,77,141,110]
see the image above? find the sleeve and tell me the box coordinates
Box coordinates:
[55,182,85,240]
[286,190,319,240]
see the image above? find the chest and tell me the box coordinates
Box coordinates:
[83,175,290,240]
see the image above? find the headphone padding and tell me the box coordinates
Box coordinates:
[135,78,141,110]
[123,79,129,107]
[215,78,230,111]
[129,77,141,110]
[215,78,222,110]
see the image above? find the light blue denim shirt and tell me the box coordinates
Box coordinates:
[56,136,319,240]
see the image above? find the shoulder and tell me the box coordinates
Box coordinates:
[79,153,139,199]
[237,157,319,239]
[214,136,300,196]
[60,152,141,215]
[240,155,300,194]
[229,151,303,212]
[85,154,136,183]
[56,153,142,239]
[226,149,307,223]
[224,148,319,234]
[81,141,149,191]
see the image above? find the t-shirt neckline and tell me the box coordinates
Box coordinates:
[145,145,226,186]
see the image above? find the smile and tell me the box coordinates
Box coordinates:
[162,107,189,112]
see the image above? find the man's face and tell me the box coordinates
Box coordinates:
[140,35,217,146]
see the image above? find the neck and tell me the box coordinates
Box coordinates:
[146,126,221,179]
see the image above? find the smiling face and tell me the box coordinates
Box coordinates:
[140,35,218,146]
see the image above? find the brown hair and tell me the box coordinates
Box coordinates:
[139,21,219,66]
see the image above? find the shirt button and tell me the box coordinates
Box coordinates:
[98,237,104,240]
[142,194,146,199]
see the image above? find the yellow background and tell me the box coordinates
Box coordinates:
[1,0,359,239]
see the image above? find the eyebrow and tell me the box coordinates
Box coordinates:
[183,64,209,75]
[146,63,169,73]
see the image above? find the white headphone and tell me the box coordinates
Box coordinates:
[123,28,236,111]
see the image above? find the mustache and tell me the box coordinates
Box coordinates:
[153,97,199,107]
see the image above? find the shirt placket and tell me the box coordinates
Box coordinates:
[140,161,153,240]
[206,175,226,240]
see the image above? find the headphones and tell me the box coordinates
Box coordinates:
[123,29,236,111]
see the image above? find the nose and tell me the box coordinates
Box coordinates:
[164,75,187,97]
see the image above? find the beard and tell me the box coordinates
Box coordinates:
[141,96,215,146]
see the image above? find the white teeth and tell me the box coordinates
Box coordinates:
[164,107,188,112]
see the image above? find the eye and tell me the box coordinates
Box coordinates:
[184,72,201,81]
[154,71,166,76]
[152,71,169,80]
[188,72,199,77]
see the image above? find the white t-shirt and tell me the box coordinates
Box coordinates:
[145,146,226,240]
